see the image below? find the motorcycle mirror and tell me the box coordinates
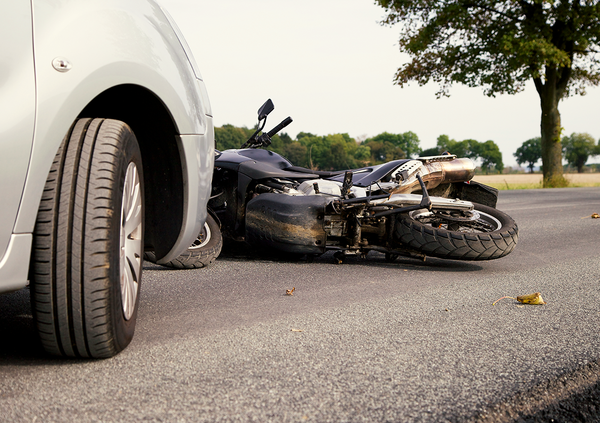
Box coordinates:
[257,99,274,121]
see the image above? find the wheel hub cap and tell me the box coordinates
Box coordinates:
[120,162,142,320]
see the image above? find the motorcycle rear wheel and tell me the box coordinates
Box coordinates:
[394,203,518,261]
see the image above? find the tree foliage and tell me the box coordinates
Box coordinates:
[215,127,371,170]
[562,132,599,173]
[296,133,363,170]
[514,137,542,173]
[417,134,504,173]
[472,140,504,174]
[214,124,252,151]
[214,125,501,174]
[436,135,477,158]
[375,0,600,186]
[360,131,422,163]
[433,135,504,173]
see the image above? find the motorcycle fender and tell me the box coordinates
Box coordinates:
[245,193,330,254]
[456,181,499,208]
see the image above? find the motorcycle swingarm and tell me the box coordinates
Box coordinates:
[373,194,474,212]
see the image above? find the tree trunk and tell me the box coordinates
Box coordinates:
[540,98,564,185]
[535,68,569,188]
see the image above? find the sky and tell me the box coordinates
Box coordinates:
[160,0,600,168]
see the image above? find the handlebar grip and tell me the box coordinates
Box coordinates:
[267,116,293,138]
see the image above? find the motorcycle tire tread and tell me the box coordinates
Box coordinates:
[394,203,518,261]
[144,214,223,269]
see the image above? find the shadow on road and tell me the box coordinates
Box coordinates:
[211,241,485,272]
[471,361,600,422]
[0,289,55,364]
[0,290,99,366]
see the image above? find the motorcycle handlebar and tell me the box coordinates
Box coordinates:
[267,116,293,138]
[242,113,293,149]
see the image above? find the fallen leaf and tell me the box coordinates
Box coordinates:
[493,292,547,305]
[286,287,295,296]
[592,213,599,219]
[516,292,546,305]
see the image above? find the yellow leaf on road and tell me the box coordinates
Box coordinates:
[493,292,547,305]
[517,292,546,305]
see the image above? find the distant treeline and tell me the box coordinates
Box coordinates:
[215,124,505,174]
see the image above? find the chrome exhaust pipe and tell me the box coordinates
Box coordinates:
[391,158,475,194]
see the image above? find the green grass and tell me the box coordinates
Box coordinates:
[485,181,600,190]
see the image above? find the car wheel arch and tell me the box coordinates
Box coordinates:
[79,84,187,259]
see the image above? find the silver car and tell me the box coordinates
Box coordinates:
[0,0,214,357]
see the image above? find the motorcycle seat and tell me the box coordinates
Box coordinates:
[238,161,321,180]
[285,166,345,178]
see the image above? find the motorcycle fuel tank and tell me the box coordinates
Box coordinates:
[245,193,330,254]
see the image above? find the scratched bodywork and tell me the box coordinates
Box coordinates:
[245,194,329,254]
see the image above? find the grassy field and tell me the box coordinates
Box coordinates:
[472,173,600,190]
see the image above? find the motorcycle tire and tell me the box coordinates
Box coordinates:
[145,214,222,269]
[394,202,518,261]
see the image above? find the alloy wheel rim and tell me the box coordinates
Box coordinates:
[120,162,142,320]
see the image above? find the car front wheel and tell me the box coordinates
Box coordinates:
[30,118,144,358]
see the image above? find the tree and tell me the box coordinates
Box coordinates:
[268,132,292,154]
[375,0,600,187]
[362,131,421,163]
[363,137,405,164]
[436,135,476,158]
[214,124,251,150]
[327,134,356,170]
[562,132,598,173]
[514,137,542,173]
[297,133,328,169]
[471,140,504,174]
[297,133,361,170]
[282,141,308,166]
[354,144,372,165]
[435,135,503,172]
[398,131,421,158]
[419,146,441,156]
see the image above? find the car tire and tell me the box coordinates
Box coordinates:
[30,118,144,358]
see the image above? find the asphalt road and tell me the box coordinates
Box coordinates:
[1,187,599,422]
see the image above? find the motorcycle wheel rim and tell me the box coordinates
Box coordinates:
[408,208,502,233]
[189,222,211,250]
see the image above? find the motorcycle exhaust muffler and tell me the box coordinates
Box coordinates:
[391,157,475,194]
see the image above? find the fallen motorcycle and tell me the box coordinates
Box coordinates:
[149,99,518,268]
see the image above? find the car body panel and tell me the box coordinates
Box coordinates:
[166,132,214,264]
[0,1,36,265]
[0,0,214,292]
